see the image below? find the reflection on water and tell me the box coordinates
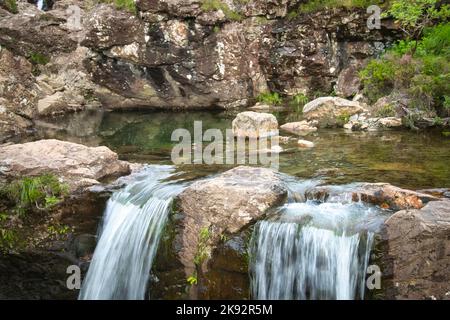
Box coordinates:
[33,109,450,189]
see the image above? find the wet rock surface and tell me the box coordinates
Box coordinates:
[0,139,130,191]
[378,200,450,300]
[151,166,287,299]
[307,183,439,211]
[232,111,278,138]
[302,97,367,128]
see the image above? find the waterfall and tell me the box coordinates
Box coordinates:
[37,0,44,11]
[79,166,185,300]
[250,197,382,300]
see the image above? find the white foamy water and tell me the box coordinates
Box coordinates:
[79,166,185,300]
[250,189,383,300]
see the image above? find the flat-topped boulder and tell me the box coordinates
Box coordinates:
[232,111,279,138]
[0,139,130,191]
[303,97,367,128]
[175,166,287,275]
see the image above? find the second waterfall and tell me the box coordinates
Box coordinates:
[250,188,384,300]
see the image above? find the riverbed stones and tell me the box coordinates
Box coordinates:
[302,97,367,128]
[176,166,287,275]
[379,200,450,299]
[344,115,403,131]
[297,139,315,148]
[232,111,279,138]
[306,183,438,211]
[0,139,130,191]
[280,120,318,136]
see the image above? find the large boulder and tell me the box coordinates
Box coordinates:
[379,200,450,299]
[0,139,130,191]
[232,111,278,138]
[307,183,438,211]
[175,166,287,275]
[302,97,367,128]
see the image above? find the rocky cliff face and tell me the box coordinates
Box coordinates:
[82,1,400,109]
[0,0,401,142]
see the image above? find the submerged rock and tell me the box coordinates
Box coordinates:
[302,97,367,128]
[280,120,318,136]
[379,200,450,299]
[232,111,279,138]
[297,139,315,148]
[0,139,130,191]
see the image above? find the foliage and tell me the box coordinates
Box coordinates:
[3,174,68,215]
[296,0,386,14]
[360,23,450,112]
[29,52,50,65]
[0,213,17,251]
[47,224,71,236]
[2,0,18,14]
[201,0,243,21]
[289,93,309,113]
[384,0,449,49]
[444,95,450,112]
[256,91,283,105]
[187,273,198,286]
[193,227,211,266]
[336,112,351,126]
[376,104,396,117]
[100,0,136,13]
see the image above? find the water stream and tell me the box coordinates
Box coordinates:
[79,166,186,300]
[250,180,384,300]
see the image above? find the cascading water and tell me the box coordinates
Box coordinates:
[79,166,185,300]
[250,181,385,300]
[37,0,44,11]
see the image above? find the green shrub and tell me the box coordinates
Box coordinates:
[376,104,396,117]
[359,58,397,102]
[2,0,18,13]
[289,93,309,113]
[257,92,283,105]
[4,174,68,215]
[193,227,211,266]
[29,52,50,65]
[360,23,450,112]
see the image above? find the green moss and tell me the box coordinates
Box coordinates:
[0,213,17,252]
[297,0,387,14]
[100,0,136,13]
[336,112,351,126]
[29,52,50,65]
[201,0,243,21]
[256,91,283,105]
